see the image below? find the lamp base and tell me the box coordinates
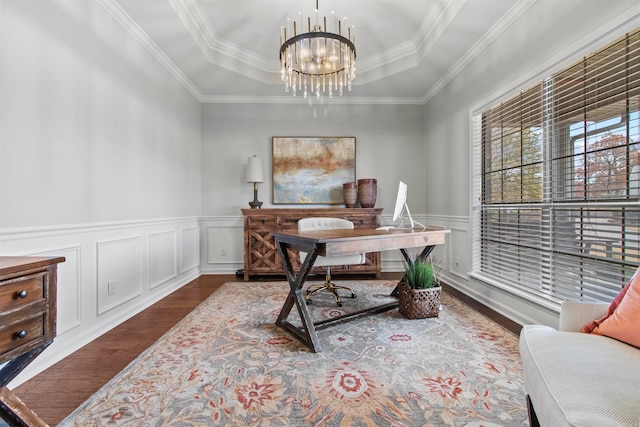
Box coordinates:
[249,185,262,209]
[248,200,263,209]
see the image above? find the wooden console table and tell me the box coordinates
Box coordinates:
[0,256,64,427]
[272,226,449,352]
[242,208,382,281]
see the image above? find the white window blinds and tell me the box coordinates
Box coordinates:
[479,28,640,304]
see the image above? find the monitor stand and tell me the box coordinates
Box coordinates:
[398,203,425,230]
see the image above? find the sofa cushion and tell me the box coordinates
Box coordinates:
[520,325,640,426]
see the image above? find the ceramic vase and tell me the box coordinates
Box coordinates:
[343,182,358,208]
[357,178,377,208]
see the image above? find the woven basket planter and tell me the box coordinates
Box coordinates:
[398,282,441,319]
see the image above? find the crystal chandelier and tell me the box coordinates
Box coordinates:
[279,0,356,99]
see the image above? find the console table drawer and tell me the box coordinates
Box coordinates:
[0,314,45,355]
[0,273,45,312]
[247,216,278,229]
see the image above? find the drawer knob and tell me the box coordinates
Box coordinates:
[16,290,28,299]
[16,330,28,339]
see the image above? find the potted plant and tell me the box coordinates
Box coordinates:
[398,258,442,319]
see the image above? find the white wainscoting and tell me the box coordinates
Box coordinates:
[1,212,559,387]
[0,217,201,387]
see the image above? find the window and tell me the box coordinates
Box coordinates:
[475,28,640,305]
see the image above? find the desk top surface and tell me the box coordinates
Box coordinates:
[273,226,448,241]
[272,226,449,255]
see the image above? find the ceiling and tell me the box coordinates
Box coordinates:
[104,0,529,104]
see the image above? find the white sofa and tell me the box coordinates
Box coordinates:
[519,300,640,427]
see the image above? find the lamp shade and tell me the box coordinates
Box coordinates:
[246,155,264,183]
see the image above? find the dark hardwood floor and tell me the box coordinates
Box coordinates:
[11,274,521,426]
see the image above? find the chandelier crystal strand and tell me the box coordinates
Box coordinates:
[279,1,356,99]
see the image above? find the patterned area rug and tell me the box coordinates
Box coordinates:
[59,280,528,426]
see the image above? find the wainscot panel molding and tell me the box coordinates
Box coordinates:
[380,214,468,274]
[97,236,143,315]
[201,216,244,275]
[180,226,200,274]
[149,230,178,289]
[422,214,470,281]
[0,217,201,388]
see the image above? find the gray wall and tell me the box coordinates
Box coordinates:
[201,103,426,217]
[1,1,202,228]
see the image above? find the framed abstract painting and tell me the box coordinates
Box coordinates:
[272,137,356,204]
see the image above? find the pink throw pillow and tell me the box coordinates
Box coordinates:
[594,270,640,348]
[581,281,630,334]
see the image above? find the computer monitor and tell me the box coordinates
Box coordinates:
[391,181,425,229]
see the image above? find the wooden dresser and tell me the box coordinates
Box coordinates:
[0,256,65,427]
[242,208,382,280]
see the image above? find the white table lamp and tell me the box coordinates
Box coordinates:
[246,155,264,209]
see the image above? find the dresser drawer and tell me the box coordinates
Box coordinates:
[0,315,45,355]
[0,273,45,313]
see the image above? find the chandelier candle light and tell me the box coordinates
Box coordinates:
[279,0,356,99]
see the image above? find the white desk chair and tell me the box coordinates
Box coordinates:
[298,217,366,307]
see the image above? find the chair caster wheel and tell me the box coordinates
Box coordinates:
[337,302,343,307]
[351,293,357,299]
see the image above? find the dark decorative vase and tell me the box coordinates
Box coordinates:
[357,178,377,208]
[343,182,358,208]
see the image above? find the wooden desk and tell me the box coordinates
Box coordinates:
[272,227,449,352]
[0,256,65,427]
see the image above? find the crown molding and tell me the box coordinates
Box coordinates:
[344,0,465,75]
[97,0,554,106]
[167,0,278,75]
[421,0,537,103]
[97,0,204,100]
[199,95,426,105]
[414,0,466,55]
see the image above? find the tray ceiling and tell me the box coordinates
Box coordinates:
[104,0,529,103]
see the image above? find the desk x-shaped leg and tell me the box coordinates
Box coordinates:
[274,240,323,352]
[274,239,437,353]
